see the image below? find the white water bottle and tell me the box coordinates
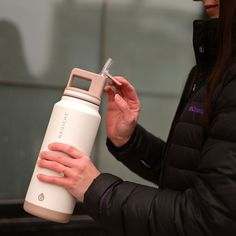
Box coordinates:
[24,59,120,223]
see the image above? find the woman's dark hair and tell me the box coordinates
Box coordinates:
[204,0,236,127]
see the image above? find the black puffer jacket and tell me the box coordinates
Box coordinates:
[84,20,236,236]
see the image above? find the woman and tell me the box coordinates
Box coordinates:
[38,0,236,235]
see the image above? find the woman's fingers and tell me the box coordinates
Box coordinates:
[114,94,133,122]
[112,77,137,99]
[38,143,85,174]
[106,76,136,97]
[38,157,74,177]
[37,173,71,188]
[38,157,65,173]
[105,77,140,110]
[40,150,72,166]
[104,85,116,103]
[48,143,84,159]
[38,151,81,181]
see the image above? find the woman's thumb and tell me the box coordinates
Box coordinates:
[114,94,132,121]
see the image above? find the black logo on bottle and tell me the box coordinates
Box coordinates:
[58,112,69,139]
[38,193,45,201]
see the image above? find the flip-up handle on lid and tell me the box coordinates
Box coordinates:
[66,68,106,100]
[64,58,121,105]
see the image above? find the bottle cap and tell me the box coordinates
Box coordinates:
[64,58,120,105]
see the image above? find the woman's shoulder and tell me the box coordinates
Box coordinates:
[214,63,236,111]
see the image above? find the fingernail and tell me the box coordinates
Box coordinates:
[48,143,55,150]
[115,94,121,100]
[40,150,48,156]
[37,174,42,179]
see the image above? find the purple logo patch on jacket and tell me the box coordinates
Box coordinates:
[188,105,204,114]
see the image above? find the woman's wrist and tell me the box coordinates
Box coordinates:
[108,126,138,148]
[109,136,131,148]
[109,137,130,148]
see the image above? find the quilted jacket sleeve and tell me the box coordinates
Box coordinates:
[106,124,166,184]
[83,74,236,236]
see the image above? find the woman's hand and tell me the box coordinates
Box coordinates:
[104,76,141,147]
[37,142,100,203]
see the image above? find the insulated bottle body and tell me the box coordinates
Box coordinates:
[24,96,101,223]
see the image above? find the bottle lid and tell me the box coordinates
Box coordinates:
[64,58,121,105]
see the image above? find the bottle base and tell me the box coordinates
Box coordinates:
[23,201,71,223]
